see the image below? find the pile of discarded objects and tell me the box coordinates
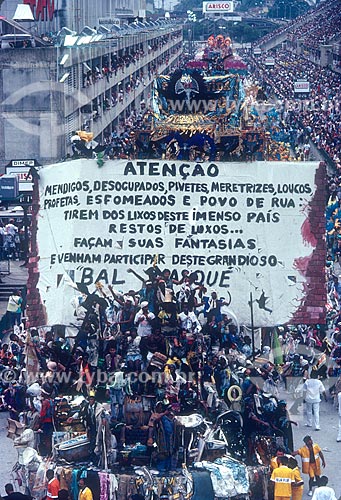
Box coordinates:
[7,402,269,500]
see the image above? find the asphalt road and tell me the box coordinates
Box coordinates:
[290,397,341,498]
[0,411,18,495]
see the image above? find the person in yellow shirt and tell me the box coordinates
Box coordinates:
[288,456,304,500]
[293,435,326,496]
[78,479,93,500]
[270,455,295,500]
[270,447,286,471]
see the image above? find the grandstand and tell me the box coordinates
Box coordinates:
[256,0,341,69]
[246,0,341,171]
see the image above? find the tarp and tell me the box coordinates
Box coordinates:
[152,70,244,118]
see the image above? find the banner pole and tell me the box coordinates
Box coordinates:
[250,291,256,360]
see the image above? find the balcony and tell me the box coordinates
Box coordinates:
[64,36,181,116]
[91,50,181,138]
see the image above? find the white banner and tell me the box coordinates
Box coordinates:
[294,81,310,93]
[36,159,324,327]
[203,1,234,13]
[265,57,275,66]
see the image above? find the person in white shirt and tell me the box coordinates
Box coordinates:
[178,303,201,335]
[134,301,155,337]
[312,476,337,500]
[5,219,18,237]
[303,370,327,430]
[106,368,126,420]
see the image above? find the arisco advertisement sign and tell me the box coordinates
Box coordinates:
[35,159,325,327]
[6,166,33,192]
[203,1,234,13]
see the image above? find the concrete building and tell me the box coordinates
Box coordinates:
[0,22,183,167]
[0,0,148,34]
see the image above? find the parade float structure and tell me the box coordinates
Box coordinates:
[146,35,290,163]
[11,34,326,500]
[150,69,246,160]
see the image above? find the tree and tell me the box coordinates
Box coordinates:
[268,0,309,19]
[173,0,198,13]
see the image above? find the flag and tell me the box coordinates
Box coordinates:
[272,328,283,365]
[25,331,40,384]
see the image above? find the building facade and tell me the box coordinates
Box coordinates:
[0,0,148,33]
[0,23,183,167]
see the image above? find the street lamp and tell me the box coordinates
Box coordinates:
[278,2,284,19]
[59,54,69,65]
[187,10,196,55]
[265,131,271,160]
[59,72,70,83]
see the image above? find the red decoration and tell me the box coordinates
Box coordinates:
[24,0,55,21]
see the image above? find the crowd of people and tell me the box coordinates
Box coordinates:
[79,46,180,133]
[242,0,341,319]
[247,0,341,173]
[2,2,341,499]
[244,47,341,171]
[254,0,341,68]
[81,32,180,89]
[286,0,341,54]
[0,218,27,261]
[73,4,341,167]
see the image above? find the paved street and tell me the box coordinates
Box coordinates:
[0,411,18,495]
[0,259,28,318]
[291,398,341,497]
